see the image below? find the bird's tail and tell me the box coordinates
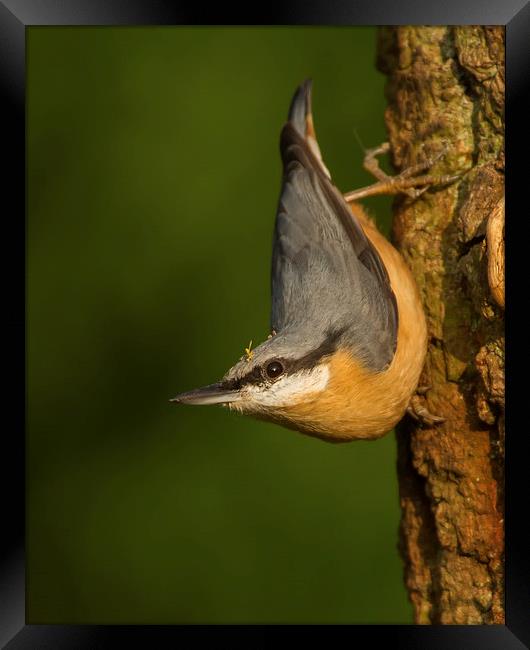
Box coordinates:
[286,79,331,179]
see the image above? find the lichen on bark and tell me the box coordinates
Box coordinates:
[377,26,504,624]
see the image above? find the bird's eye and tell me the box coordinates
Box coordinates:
[266,360,284,379]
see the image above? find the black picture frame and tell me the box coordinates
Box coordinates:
[1,1,527,647]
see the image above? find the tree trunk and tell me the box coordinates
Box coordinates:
[377,26,505,624]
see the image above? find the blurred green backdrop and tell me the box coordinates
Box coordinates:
[27,26,410,623]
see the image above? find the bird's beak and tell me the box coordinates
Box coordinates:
[170,382,241,406]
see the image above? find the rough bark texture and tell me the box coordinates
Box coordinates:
[377,26,505,624]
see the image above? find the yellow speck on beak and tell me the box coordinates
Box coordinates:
[244,340,253,362]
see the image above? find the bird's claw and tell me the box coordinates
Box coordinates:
[406,391,446,427]
[416,385,431,396]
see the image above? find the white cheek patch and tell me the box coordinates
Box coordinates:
[246,364,330,408]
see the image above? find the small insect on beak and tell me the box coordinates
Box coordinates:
[170,382,241,406]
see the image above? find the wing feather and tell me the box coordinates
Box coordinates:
[271,80,398,372]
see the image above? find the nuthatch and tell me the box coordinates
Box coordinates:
[171,80,432,442]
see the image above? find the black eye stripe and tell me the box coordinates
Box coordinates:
[224,361,284,389]
[223,326,347,390]
[286,326,347,373]
[222,369,262,390]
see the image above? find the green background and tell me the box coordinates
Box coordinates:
[27,26,410,623]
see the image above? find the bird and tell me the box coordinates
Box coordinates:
[170,79,430,443]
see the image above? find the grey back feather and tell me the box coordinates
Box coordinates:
[271,80,398,372]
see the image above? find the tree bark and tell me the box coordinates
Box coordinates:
[377,26,505,624]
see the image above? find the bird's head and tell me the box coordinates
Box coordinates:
[170,327,346,425]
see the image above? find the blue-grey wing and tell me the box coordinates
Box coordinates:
[271,80,398,372]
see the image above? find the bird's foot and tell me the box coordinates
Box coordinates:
[343,141,465,204]
[406,388,446,427]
